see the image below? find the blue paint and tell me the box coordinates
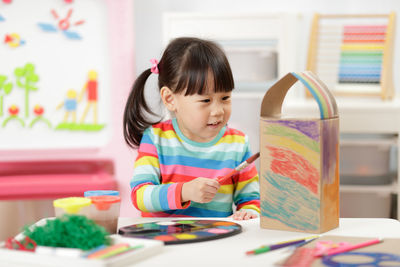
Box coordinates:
[261,171,320,231]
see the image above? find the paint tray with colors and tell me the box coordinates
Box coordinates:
[118,220,242,245]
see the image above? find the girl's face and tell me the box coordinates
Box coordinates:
[173,90,232,143]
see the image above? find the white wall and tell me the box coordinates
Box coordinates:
[134,0,400,88]
[133,0,400,155]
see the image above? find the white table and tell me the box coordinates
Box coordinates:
[118,217,400,266]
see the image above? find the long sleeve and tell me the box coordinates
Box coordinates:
[233,138,260,214]
[130,128,189,213]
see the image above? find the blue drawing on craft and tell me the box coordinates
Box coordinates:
[261,171,320,231]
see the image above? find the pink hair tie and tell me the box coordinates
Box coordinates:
[150,58,159,74]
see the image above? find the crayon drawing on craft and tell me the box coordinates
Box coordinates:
[260,71,339,234]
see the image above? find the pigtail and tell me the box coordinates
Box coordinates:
[123,69,159,148]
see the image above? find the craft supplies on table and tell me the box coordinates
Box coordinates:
[118,219,242,245]
[280,235,400,267]
[246,235,319,255]
[53,197,92,217]
[87,195,121,234]
[0,218,164,267]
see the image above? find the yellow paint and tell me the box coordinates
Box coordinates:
[174,233,197,240]
[266,134,319,169]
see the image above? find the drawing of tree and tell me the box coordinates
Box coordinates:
[14,63,39,118]
[0,75,13,117]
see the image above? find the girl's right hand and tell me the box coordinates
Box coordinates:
[181,177,220,203]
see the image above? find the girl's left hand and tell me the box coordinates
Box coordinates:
[231,210,258,220]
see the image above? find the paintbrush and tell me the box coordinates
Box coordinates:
[217,152,260,183]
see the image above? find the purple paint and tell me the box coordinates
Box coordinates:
[272,120,320,141]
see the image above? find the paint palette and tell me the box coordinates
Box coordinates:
[118,220,242,245]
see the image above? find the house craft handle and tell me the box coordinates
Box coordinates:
[260,71,338,119]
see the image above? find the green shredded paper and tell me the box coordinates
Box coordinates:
[23,214,111,250]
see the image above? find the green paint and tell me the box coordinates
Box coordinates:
[55,122,105,131]
[2,116,25,127]
[14,63,39,118]
[264,124,320,153]
[0,75,13,117]
[176,220,196,224]
[29,116,52,128]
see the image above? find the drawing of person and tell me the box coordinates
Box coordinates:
[79,70,98,124]
[56,89,77,123]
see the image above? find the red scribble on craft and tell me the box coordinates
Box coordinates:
[267,145,319,195]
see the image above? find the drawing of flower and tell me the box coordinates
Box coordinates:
[3,104,25,127]
[8,104,18,116]
[29,104,52,129]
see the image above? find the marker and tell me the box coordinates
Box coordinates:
[320,238,382,257]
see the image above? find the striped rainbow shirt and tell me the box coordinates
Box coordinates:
[130,118,260,217]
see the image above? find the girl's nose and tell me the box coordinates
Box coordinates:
[210,103,224,116]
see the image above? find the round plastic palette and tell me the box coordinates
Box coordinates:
[118,220,242,245]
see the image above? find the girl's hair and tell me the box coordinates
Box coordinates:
[123,37,235,148]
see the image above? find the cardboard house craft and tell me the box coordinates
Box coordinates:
[259,71,339,233]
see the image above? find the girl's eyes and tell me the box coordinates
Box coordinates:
[199,96,230,103]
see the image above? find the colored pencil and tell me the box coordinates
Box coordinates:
[320,238,382,257]
[87,243,130,259]
[276,235,319,245]
[246,236,319,255]
[217,152,260,183]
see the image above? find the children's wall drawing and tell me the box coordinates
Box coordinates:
[38,8,85,40]
[0,0,110,149]
[307,13,395,99]
[259,71,339,234]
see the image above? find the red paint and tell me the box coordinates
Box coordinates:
[267,146,319,195]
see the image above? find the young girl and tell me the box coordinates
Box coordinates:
[124,37,260,220]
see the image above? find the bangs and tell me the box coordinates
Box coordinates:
[174,43,234,95]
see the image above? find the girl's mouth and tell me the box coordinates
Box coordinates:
[207,121,220,128]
